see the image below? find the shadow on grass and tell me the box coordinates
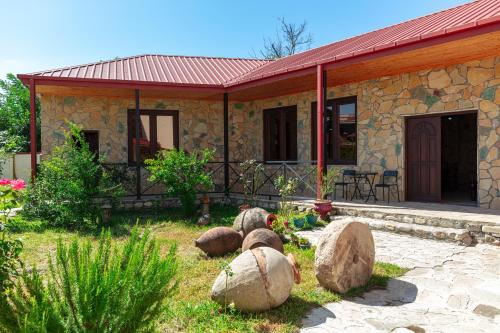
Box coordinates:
[10,204,240,238]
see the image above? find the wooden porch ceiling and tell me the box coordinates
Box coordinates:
[37,29,500,103]
[229,29,500,101]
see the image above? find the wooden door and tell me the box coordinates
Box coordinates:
[406,116,441,202]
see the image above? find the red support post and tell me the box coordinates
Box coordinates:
[29,79,37,182]
[316,64,324,199]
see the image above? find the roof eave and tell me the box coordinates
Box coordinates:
[17,74,226,93]
[227,18,500,91]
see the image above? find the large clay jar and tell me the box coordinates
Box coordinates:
[241,228,284,253]
[195,227,242,257]
[315,219,375,293]
[211,247,300,312]
[233,207,276,238]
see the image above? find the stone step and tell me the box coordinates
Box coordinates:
[330,216,474,246]
[334,205,468,229]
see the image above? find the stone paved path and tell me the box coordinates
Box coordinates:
[297,227,500,333]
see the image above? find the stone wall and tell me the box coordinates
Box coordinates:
[40,56,500,208]
[40,96,225,162]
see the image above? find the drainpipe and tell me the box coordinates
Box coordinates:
[223,93,229,198]
[29,79,37,182]
[316,64,325,200]
[135,89,141,200]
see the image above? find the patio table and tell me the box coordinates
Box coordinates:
[350,171,378,202]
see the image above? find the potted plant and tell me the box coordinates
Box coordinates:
[314,167,340,220]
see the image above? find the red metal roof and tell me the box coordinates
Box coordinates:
[229,0,500,85]
[19,0,500,89]
[25,54,270,87]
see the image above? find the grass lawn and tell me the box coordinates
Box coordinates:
[11,205,408,333]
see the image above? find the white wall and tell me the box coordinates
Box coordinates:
[0,153,41,182]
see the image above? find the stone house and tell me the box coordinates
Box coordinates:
[19,0,500,209]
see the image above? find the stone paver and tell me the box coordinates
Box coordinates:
[298,228,500,332]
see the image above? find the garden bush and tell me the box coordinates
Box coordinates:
[23,123,122,227]
[145,148,214,215]
[0,225,178,333]
[0,178,25,292]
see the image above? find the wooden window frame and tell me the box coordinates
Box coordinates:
[127,109,179,166]
[311,96,357,165]
[263,105,298,162]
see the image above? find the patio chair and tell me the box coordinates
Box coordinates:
[375,170,400,203]
[333,169,356,200]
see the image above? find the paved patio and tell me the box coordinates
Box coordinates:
[298,227,500,332]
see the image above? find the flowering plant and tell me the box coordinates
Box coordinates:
[0,178,25,291]
[0,178,25,236]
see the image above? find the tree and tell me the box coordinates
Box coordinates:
[260,17,313,59]
[0,73,40,153]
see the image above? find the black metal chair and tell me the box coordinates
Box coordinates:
[334,169,356,200]
[375,170,400,203]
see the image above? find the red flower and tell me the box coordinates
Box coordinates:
[10,179,26,191]
[284,220,289,228]
[0,179,10,186]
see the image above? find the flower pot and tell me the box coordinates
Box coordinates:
[305,214,317,227]
[313,200,332,220]
[292,217,305,229]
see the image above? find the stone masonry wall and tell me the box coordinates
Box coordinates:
[40,96,225,162]
[41,56,500,208]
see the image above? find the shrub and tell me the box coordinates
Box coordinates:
[0,178,25,292]
[145,149,214,215]
[274,176,299,219]
[239,159,265,207]
[0,225,178,332]
[320,167,340,200]
[23,123,122,227]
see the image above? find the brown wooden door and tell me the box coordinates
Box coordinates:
[406,116,441,202]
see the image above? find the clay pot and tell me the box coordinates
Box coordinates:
[241,228,284,253]
[233,207,276,238]
[313,200,333,220]
[315,219,375,293]
[195,227,242,257]
[211,247,300,312]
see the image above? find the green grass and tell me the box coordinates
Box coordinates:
[8,205,408,333]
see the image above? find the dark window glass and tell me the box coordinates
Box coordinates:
[338,102,356,162]
[74,130,99,161]
[311,96,357,165]
[264,106,297,161]
[128,110,179,165]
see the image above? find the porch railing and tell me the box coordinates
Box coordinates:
[102,161,318,199]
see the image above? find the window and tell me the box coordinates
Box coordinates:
[263,105,297,161]
[73,130,99,160]
[128,110,179,164]
[311,96,357,165]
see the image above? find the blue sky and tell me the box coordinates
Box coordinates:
[0,0,468,78]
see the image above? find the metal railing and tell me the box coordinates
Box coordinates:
[103,160,319,199]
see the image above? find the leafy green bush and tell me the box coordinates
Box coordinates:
[23,123,122,227]
[274,175,299,219]
[0,178,25,292]
[145,149,214,215]
[0,225,178,332]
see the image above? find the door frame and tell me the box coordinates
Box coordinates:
[404,109,478,203]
